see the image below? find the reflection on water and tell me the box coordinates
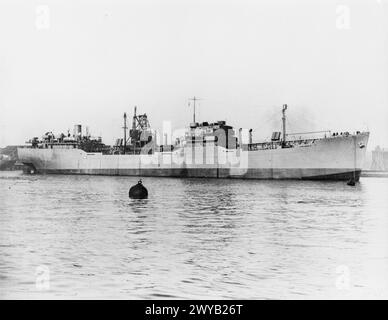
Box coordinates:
[0,171,387,299]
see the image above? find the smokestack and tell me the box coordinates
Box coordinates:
[74,124,82,139]
[249,129,253,144]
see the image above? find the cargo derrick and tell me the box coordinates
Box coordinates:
[116,107,154,155]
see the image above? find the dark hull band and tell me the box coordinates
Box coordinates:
[24,165,362,181]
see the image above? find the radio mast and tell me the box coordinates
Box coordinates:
[189,96,201,123]
[123,112,127,154]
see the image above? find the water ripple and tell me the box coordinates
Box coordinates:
[0,171,388,299]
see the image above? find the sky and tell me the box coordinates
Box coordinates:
[0,0,387,149]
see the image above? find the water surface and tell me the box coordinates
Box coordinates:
[0,171,387,299]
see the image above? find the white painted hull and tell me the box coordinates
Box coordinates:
[17,133,369,180]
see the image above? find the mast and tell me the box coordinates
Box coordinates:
[123,112,127,154]
[189,96,201,123]
[132,106,138,154]
[132,106,137,130]
[282,104,287,145]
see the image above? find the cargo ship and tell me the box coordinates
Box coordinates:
[17,103,369,181]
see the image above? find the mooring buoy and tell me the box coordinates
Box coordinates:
[129,179,148,199]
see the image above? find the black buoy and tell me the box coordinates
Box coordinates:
[347,178,356,186]
[129,179,148,199]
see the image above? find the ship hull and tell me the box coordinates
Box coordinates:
[17,133,369,181]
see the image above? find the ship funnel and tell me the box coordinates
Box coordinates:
[74,124,82,139]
